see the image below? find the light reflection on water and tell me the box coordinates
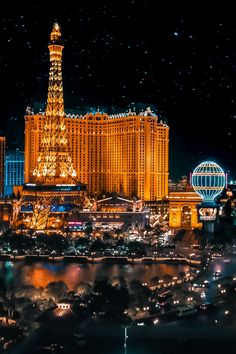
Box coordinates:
[0,261,191,291]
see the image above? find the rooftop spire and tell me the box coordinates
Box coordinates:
[50,22,62,44]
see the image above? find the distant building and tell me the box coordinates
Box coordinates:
[220,183,236,222]
[67,194,149,230]
[144,199,169,216]
[169,175,191,192]
[0,199,13,227]
[0,137,6,197]
[95,195,143,212]
[4,150,24,197]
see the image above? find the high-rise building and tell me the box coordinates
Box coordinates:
[25,109,169,201]
[4,150,24,197]
[0,137,6,197]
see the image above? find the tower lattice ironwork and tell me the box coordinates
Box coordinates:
[33,23,77,183]
[15,23,86,230]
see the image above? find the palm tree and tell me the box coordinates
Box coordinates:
[163,274,172,284]
[150,276,160,286]
[178,271,186,281]
[75,282,92,297]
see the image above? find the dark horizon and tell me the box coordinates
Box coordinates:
[0,2,236,180]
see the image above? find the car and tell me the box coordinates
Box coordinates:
[164,243,176,248]
[212,253,222,258]
[190,244,200,249]
[136,322,145,326]
[213,271,221,278]
[198,303,217,312]
[176,305,197,317]
[202,281,210,288]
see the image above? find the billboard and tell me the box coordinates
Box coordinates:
[198,206,218,221]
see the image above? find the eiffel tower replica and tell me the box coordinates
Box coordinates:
[16,23,86,230]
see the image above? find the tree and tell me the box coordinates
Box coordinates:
[91,276,130,322]
[45,281,68,302]
[223,199,232,220]
[90,239,106,253]
[128,280,151,307]
[75,237,90,248]
[85,221,93,237]
[128,241,146,257]
[178,271,186,281]
[116,238,125,247]
[114,229,122,238]
[163,274,172,284]
[75,282,92,297]
[173,229,186,242]
[103,231,112,241]
[0,276,6,298]
[49,233,69,251]
[150,276,160,286]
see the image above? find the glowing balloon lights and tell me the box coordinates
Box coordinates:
[191,161,226,203]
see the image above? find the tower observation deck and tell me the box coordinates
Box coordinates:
[15,23,86,230]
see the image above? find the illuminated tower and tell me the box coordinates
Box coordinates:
[32,23,77,183]
[15,24,86,230]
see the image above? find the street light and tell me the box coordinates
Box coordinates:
[123,326,128,354]
[153,251,158,261]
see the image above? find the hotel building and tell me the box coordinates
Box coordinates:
[0,137,6,197]
[4,150,24,197]
[25,109,169,201]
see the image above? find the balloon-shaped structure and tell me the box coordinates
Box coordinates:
[191,161,226,203]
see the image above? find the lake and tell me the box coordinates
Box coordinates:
[0,261,192,290]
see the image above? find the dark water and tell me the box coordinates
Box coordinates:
[15,322,236,354]
[4,258,236,354]
[0,261,192,291]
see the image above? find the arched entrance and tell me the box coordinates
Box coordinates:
[181,205,191,227]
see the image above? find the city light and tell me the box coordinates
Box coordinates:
[191,161,226,202]
[0,8,236,354]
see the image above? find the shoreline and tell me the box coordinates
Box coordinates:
[0,254,201,267]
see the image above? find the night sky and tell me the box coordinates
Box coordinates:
[0,2,236,180]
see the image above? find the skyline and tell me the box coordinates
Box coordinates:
[0,3,236,179]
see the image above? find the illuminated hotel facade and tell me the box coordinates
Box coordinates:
[25,109,169,201]
[0,137,6,197]
[4,150,24,197]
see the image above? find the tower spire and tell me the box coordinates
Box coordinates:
[33,23,77,183]
[15,23,87,231]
